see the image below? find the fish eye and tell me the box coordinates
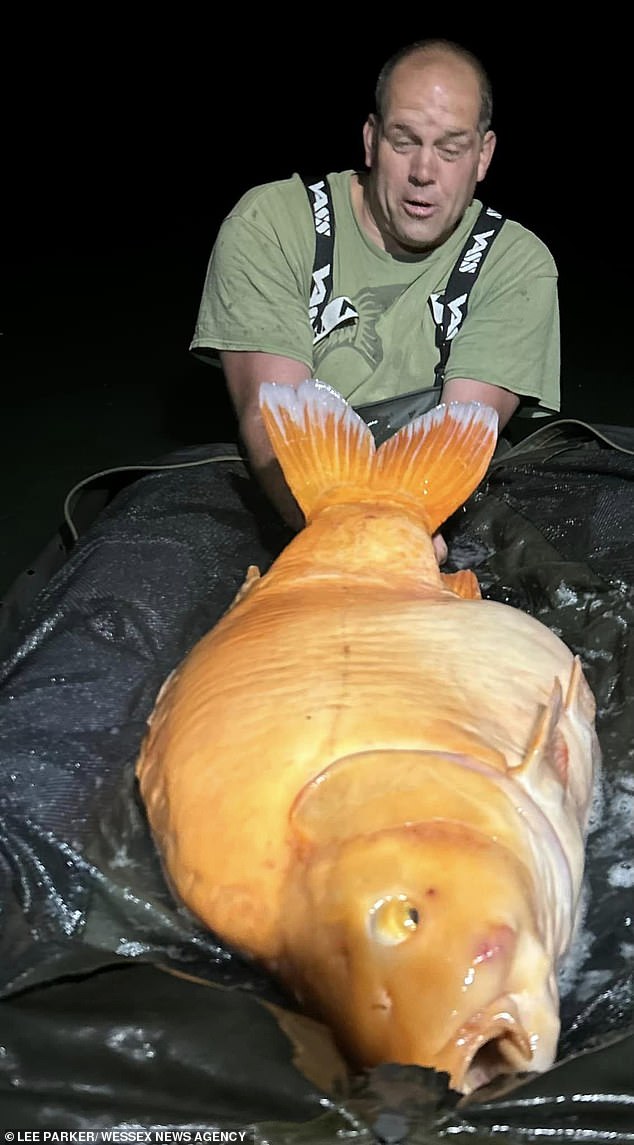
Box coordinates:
[368,895,420,945]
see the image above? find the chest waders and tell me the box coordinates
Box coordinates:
[303,175,505,444]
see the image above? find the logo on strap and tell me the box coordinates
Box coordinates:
[309,264,331,310]
[457,208,504,274]
[307,180,332,236]
[430,292,468,341]
[309,264,358,343]
[312,297,359,345]
[459,229,496,274]
[306,178,358,343]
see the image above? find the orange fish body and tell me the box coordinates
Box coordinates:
[136,382,601,1094]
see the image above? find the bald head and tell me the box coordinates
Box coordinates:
[357,37,496,257]
[375,40,493,136]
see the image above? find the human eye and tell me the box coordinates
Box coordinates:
[386,127,417,153]
[438,137,470,161]
[391,136,416,153]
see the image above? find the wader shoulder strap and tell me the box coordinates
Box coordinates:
[431,205,506,388]
[301,175,357,345]
[303,176,335,341]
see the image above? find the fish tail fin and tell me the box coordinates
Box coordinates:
[259,379,498,529]
[375,399,498,533]
[259,380,374,521]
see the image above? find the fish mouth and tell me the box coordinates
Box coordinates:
[436,996,534,1095]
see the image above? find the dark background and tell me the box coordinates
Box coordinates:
[4,22,633,596]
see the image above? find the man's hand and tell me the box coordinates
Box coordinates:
[433,532,448,565]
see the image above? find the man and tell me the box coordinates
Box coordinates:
[190,38,560,555]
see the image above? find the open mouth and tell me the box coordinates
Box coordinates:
[403,200,435,218]
[438,999,534,1095]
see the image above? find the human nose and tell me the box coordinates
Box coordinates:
[408,145,437,185]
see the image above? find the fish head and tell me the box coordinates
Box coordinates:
[278,821,555,1094]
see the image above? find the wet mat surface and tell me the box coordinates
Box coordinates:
[0,432,633,1141]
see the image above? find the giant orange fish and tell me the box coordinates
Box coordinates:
[136,380,601,1095]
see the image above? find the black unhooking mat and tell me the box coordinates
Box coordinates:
[1,423,633,1142]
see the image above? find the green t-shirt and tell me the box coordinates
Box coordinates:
[191,170,560,416]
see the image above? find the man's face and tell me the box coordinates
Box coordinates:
[363,53,496,255]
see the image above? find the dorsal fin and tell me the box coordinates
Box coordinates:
[259,380,498,532]
[227,564,260,611]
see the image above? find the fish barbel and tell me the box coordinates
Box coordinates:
[136,380,601,1094]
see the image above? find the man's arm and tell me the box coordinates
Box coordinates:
[441,376,519,430]
[221,350,311,531]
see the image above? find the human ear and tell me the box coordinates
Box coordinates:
[363,114,379,168]
[477,130,496,182]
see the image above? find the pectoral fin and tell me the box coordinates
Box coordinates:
[440,569,482,599]
[564,655,597,724]
[517,679,569,788]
